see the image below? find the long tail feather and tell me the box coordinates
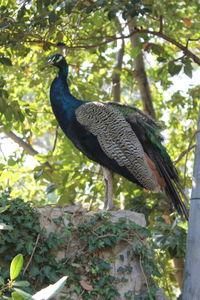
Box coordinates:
[154,155,189,220]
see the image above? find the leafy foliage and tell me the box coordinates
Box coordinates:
[0,0,199,297]
[0,252,68,299]
[153,216,187,258]
[0,190,67,292]
[0,191,162,299]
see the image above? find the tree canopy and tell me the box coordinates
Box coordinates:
[0,0,199,297]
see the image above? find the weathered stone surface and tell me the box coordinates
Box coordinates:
[37,206,167,300]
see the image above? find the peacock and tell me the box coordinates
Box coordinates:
[48,53,188,220]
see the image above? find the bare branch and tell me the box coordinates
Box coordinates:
[174,144,196,165]
[51,125,59,153]
[128,28,200,66]
[0,122,52,169]
[23,234,40,275]
[0,122,38,156]
[188,37,200,42]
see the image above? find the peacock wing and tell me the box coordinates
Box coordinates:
[75,101,159,190]
[108,102,174,170]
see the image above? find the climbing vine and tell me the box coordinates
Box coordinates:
[0,191,67,293]
[0,191,162,299]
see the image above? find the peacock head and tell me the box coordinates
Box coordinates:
[48,54,67,69]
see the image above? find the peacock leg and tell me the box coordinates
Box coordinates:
[102,167,114,210]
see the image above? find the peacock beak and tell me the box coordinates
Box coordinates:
[47,58,54,65]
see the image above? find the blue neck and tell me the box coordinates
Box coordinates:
[50,65,83,131]
[58,64,68,78]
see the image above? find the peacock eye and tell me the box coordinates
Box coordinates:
[55,55,63,63]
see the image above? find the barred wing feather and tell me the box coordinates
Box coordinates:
[75,101,159,191]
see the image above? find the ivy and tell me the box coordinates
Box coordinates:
[0,190,66,293]
[0,191,162,299]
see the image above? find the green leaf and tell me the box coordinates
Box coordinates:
[0,57,12,66]
[8,158,17,166]
[10,254,24,280]
[11,292,25,300]
[157,56,167,63]
[0,205,10,214]
[25,240,34,255]
[0,276,4,285]
[45,184,56,194]
[13,281,30,288]
[4,107,13,121]
[0,97,7,113]
[29,266,40,277]
[13,288,33,300]
[168,62,182,76]
[148,43,165,56]
[184,62,193,78]
[124,290,134,297]
[34,169,44,180]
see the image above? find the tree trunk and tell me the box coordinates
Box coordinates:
[183,106,200,300]
[111,36,124,103]
[128,17,185,292]
[128,18,156,119]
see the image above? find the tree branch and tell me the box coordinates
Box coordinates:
[51,125,59,153]
[174,144,196,165]
[3,25,199,66]
[0,122,39,156]
[0,122,53,169]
